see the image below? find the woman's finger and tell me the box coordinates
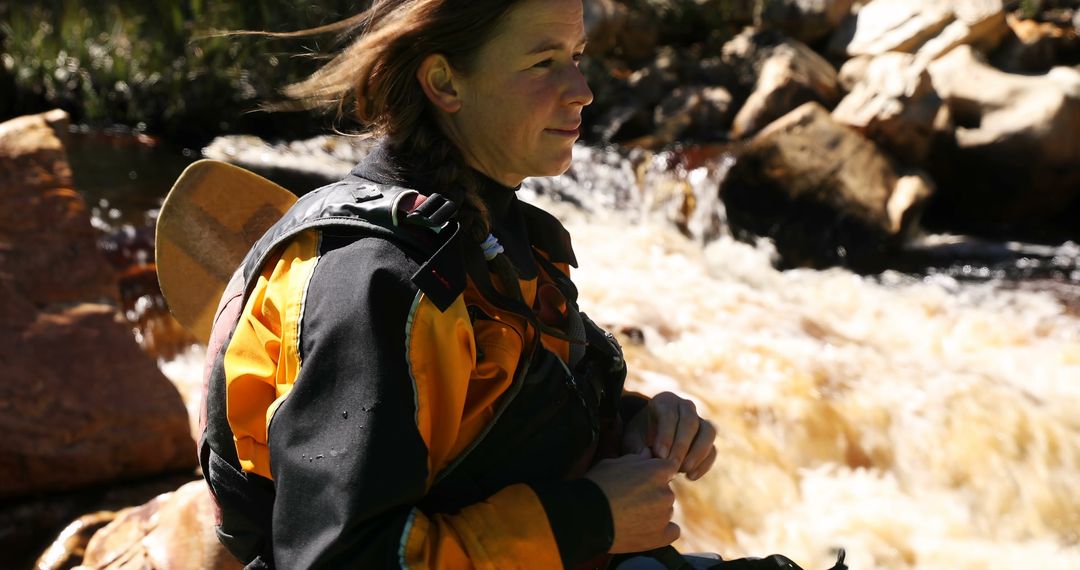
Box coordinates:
[687,445,718,481]
[680,419,716,473]
[649,393,680,459]
[666,399,700,467]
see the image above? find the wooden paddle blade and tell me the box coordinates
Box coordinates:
[156,159,298,343]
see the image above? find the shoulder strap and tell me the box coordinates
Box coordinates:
[237,176,467,312]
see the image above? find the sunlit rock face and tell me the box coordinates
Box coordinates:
[833,52,941,165]
[0,111,194,500]
[721,28,842,140]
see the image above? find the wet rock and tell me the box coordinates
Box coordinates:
[75,481,241,570]
[754,0,856,44]
[832,52,943,164]
[0,304,196,498]
[0,110,117,306]
[724,29,842,138]
[721,102,935,269]
[926,45,1080,229]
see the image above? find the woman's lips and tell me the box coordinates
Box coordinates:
[545,127,580,137]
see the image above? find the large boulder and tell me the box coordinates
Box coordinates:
[721,102,935,269]
[832,52,943,164]
[829,0,1007,59]
[926,46,1080,228]
[722,28,842,139]
[0,304,195,497]
[0,110,196,500]
[74,481,241,570]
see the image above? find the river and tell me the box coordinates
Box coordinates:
[74,132,1080,570]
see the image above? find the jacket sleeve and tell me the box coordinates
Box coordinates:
[225,233,612,569]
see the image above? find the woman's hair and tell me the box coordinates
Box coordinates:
[284,0,527,302]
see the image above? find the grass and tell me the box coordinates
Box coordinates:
[1,0,365,143]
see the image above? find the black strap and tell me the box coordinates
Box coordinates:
[405,192,459,228]
[650,546,697,570]
[635,546,846,570]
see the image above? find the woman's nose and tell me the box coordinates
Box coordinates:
[564,66,594,107]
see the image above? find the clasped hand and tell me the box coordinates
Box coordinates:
[622,391,717,481]
[585,392,717,554]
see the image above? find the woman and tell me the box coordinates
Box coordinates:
[199,0,717,568]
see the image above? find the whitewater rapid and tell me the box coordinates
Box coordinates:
[552,201,1080,570]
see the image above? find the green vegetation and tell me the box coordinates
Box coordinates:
[1,0,365,142]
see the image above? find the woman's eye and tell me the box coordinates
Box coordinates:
[573,52,585,66]
[533,58,554,69]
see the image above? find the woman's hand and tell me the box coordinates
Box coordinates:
[585,450,681,554]
[622,392,717,481]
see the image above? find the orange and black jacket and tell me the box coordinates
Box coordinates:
[199,146,649,569]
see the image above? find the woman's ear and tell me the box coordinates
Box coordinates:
[417,54,463,114]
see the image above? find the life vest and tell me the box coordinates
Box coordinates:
[197,173,627,567]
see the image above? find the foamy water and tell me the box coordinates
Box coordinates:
[550,201,1080,570]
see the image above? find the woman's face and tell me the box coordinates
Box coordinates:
[447,0,593,187]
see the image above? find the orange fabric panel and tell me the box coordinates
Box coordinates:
[223,231,320,479]
[406,294,477,482]
[401,484,564,569]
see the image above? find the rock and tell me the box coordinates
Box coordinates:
[721,102,935,269]
[991,13,1080,73]
[202,133,374,185]
[829,0,955,57]
[0,110,117,306]
[626,48,683,107]
[832,52,943,163]
[926,45,1080,228]
[0,304,196,498]
[754,0,856,44]
[581,0,660,63]
[653,86,735,144]
[0,110,196,500]
[725,29,842,138]
[36,511,119,570]
[1,472,198,570]
[76,481,241,570]
[911,0,1009,65]
[837,54,875,91]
